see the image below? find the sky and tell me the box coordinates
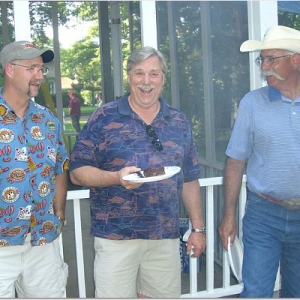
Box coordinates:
[46,20,94,49]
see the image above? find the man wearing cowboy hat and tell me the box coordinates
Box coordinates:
[219,25,300,297]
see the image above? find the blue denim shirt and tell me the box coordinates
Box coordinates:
[70,93,201,240]
[0,88,69,246]
[226,86,300,199]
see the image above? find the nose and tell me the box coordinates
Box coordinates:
[261,59,271,70]
[35,69,44,79]
[143,73,151,83]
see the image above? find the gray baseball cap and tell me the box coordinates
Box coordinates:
[0,40,54,72]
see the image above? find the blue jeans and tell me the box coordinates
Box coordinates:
[241,191,300,298]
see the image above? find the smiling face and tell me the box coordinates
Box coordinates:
[127,55,165,110]
[9,56,45,99]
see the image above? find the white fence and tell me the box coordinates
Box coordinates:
[180,176,245,298]
[61,176,280,298]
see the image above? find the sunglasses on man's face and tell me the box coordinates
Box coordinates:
[146,125,163,151]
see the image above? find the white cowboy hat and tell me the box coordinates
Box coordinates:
[240,25,300,53]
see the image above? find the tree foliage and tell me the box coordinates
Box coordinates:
[29,1,75,46]
[60,38,101,92]
[1,1,300,161]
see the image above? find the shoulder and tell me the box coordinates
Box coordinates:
[239,86,269,107]
[30,101,60,123]
[87,100,119,123]
[162,101,190,123]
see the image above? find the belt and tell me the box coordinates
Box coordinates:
[259,193,300,210]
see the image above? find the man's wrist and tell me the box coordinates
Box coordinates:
[191,227,206,234]
[57,216,67,226]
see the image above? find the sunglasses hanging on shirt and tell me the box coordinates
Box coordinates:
[145,125,163,151]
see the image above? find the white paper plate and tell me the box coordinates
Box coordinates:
[227,236,243,283]
[122,166,181,183]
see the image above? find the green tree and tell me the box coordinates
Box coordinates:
[279,9,300,29]
[60,37,101,95]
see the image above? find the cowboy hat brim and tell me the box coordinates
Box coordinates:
[240,25,300,53]
[240,39,300,53]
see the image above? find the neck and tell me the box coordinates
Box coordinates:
[128,95,161,125]
[2,87,30,119]
[279,81,300,100]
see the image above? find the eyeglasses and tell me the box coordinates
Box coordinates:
[10,63,49,76]
[255,55,291,66]
[146,125,163,151]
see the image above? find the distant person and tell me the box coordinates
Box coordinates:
[68,91,81,133]
[219,25,300,297]
[0,40,69,297]
[69,46,206,298]
[95,92,103,106]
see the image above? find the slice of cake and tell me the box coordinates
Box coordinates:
[143,166,165,177]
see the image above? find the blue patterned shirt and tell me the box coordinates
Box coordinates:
[0,88,69,246]
[226,86,300,199]
[70,93,201,240]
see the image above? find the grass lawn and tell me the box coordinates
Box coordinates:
[63,105,97,133]
[63,105,97,118]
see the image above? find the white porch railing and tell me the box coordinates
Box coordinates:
[59,189,90,298]
[61,176,280,298]
[180,176,246,298]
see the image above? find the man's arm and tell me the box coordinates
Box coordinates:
[53,171,68,222]
[182,180,206,258]
[219,157,245,250]
[70,165,143,189]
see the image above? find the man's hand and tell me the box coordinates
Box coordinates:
[186,232,206,258]
[219,216,237,251]
[118,166,143,189]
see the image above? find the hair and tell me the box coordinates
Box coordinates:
[283,50,295,56]
[126,46,167,76]
[282,50,300,73]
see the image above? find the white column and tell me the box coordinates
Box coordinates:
[140,1,157,49]
[111,2,124,99]
[247,1,278,90]
[13,1,31,40]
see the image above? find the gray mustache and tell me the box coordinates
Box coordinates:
[261,70,285,81]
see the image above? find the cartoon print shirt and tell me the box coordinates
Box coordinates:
[0,90,69,246]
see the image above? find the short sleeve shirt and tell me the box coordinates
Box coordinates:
[0,89,69,246]
[226,86,300,199]
[70,93,201,240]
[68,97,81,116]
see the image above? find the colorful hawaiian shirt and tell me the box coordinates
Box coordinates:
[0,89,69,246]
[70,93,201,240]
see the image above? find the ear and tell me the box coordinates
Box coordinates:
[4,63,14,79]
[292,53,300,70]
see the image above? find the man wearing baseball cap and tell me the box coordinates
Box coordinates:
[219,25,300,297]
[0,40,69,297]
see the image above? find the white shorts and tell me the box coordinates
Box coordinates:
[94,238,181,298]
[0,234,68,298]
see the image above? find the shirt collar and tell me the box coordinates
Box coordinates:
[268,86,282,102]
[268,86,300,103]
[117,92,172,119]
[0,87,37,117]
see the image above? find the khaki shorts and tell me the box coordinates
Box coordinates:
[0,234,68,298]
[94,238,181,298]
